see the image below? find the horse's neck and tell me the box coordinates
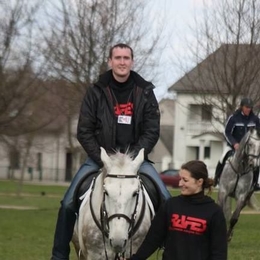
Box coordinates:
[231,146,248,172]
[233,149,242,161]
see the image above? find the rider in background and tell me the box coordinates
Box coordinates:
[214,97,260,190]
[50,43,171,260]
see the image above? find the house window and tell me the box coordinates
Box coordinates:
[189,105,201,121]
[189,104,212,122]
[202,105,212,121]
[204,147,210,159]
[194,146,210,159]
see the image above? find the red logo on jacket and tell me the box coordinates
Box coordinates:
[114,102,133,116]
[170,214,207,235]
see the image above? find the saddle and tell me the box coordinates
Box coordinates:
[73,171,162,213]
[74,171,100,211]
[139,173,163,212]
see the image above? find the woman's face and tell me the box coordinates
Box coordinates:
[179,169,203,195]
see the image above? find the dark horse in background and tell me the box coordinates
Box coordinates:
[218,128,260,241]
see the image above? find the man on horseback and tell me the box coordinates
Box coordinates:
[50,43,171,260]
[214,97,260,189]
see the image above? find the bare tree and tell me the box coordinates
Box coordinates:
[172,0,260,126]
[38,0,166,175]
[0,1,70,192]
[0,0,53,135]
[41,0,164,91]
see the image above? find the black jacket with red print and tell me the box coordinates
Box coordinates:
[130,192,227,260]
[77,70,160,166]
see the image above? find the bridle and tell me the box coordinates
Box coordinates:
[244,135,260,159]
[89,173,146,260]
[229,134,260,176]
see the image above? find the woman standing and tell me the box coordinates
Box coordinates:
[124,160,227,260]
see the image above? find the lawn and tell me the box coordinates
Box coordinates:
[0,180,259,260]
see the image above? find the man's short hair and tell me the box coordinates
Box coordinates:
[109,43,134,59]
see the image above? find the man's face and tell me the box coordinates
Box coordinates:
[108,47,133,81]
[241,106,252,116]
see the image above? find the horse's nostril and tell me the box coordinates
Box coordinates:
[109,239,127,253]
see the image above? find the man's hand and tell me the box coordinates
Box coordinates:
[233,143,239,150]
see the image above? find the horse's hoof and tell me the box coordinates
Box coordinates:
[227,231,233,242]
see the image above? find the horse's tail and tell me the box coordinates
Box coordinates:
[247,193,260,211]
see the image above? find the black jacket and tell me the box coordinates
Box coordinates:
[77,70,160,166]
[225,109,260,148]
[130,193,227,260]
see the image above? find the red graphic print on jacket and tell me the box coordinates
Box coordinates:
[114,102,133,116]
[170,214,207,235]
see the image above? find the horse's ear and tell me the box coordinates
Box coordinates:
[100,147,112,170]
[132,148,144,170]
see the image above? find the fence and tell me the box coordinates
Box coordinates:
[0,166,68,183]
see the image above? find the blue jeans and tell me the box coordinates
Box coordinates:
[51,158,99,260]
[51,158,171,260]
[139,161,171,201]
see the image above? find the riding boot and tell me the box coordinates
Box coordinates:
[51,206,76,260]
[213,161,224,187]
[253,168,260,191]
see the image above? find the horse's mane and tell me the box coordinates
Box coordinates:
[110,151,133,164]
[103,151,136,176]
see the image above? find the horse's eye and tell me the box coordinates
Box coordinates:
[133,191,138,197]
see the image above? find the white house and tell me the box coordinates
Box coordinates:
[170,93,224,177]
[149,98,175,172]
[168,44,260,177]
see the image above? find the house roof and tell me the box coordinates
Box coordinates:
[169,44,260,97]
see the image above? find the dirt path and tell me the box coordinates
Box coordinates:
[0,205,38,210]
[240,210,260,214]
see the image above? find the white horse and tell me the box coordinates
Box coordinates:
[72,147,155,260]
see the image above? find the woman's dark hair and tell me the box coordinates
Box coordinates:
[109,43,134,59]
[181,160,213,192]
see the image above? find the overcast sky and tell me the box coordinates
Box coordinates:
[151,0,212,100]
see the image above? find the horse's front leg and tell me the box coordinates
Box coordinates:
[218,191,230,222]
[227,198,247,242]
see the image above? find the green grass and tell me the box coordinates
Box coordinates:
[0,181,260,260]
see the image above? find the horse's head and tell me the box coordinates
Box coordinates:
[242,128,260,168]
[100,147,144,253]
